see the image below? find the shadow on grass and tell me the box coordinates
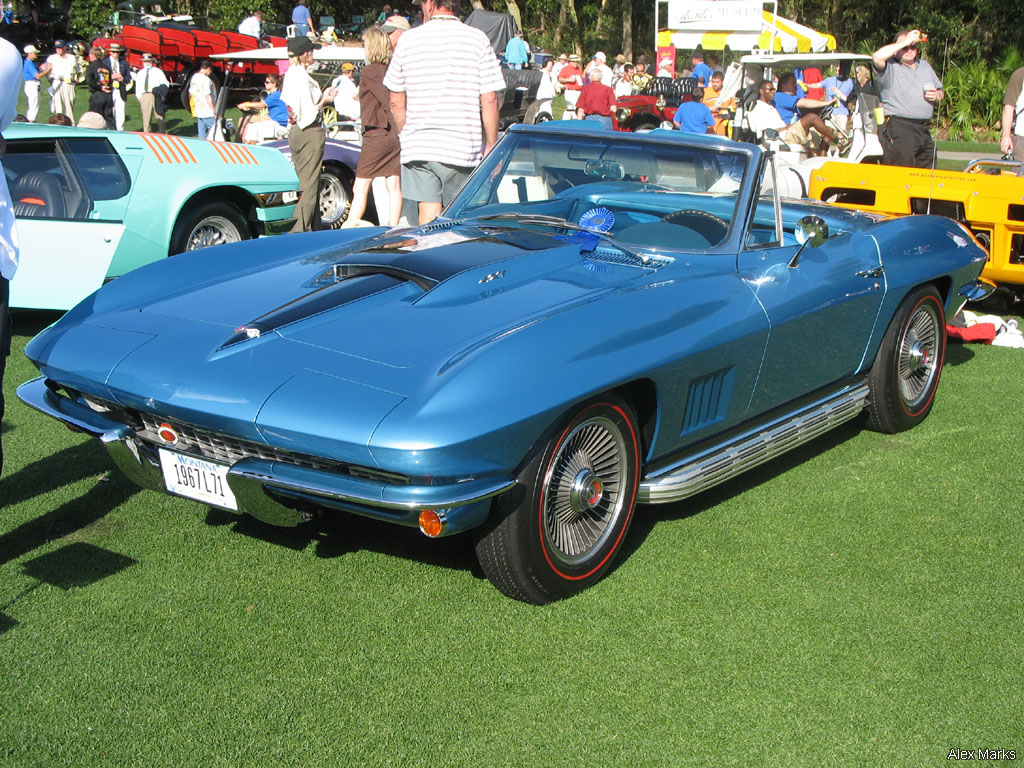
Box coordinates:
[197,421,868,586]
[22,541,137,589]
[204,505,477,576]
[617,419,865,568]
[0,454,139,567]
[944,342,976,367]
[0,543,136,636]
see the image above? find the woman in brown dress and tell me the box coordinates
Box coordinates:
[344,26,401,226]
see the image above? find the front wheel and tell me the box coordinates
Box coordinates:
[319,165,352,230]
[865,285,946,433]
[474,396,641,604]
[169,201,248,255]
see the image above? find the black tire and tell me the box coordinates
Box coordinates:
[474,396,641,604]
[319,164,352,230]
[169,201,249,255]
[864,285,946,433]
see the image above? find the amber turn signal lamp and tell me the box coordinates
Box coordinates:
[419,510,443,538]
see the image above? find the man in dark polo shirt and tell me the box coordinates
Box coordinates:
[575,68,616,129]
[872,29,944,167]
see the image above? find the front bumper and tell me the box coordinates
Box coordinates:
[17,377,514,534]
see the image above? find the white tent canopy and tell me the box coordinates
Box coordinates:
[656,0,837,54]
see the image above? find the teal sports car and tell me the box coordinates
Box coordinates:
[4,123,300,310]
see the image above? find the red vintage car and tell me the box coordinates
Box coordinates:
[613,76,705,131]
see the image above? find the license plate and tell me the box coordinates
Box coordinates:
[283,190,299,204]
[158,448,238,511]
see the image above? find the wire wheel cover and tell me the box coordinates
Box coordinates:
[542,416,629,565]
[898,302,941,408]
[186,216,241,250]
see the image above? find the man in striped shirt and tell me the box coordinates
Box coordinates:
[872,29,944,168]
[383,0,505,224]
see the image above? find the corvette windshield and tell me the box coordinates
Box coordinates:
[446,131,750,250]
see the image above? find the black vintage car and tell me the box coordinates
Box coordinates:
[1,0,70,50]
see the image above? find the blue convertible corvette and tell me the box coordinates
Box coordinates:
[19,124,989,603]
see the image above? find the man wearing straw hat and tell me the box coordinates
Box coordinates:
[558,53,583,118]
[103,42,130,130]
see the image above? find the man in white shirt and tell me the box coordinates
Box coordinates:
[46,40,77,120]
[281,36,337,231]
[1,38,22,477]
[745,79,837,155]
[331,62,360,121]
[383,0,504,224]
[133,53,169,132]
[238,10,263,39]
[189,60,217,138]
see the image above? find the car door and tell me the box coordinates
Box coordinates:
[738,155,885,417]
[7,135,136,310]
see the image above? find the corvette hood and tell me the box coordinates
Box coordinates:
[137,223,654,369]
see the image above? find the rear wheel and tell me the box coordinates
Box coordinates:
[319,164,352,229]
[865,285,945,433]
[169,201,248,254]
[475,396,641,604]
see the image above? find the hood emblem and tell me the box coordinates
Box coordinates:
[234,325,261,339]
[479,270,505,284]
[157,423,180,445]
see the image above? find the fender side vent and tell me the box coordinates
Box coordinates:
[681,369,734,434]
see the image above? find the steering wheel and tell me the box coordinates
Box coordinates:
[660,209,729,246]
[818,102,836,121]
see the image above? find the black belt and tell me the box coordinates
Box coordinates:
[890,115,931,125]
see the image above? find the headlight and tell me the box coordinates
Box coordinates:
[615,107,632,122]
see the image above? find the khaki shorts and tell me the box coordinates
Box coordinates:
[402,160,473,205]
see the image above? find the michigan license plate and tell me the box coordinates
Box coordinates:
[158,448,238,510]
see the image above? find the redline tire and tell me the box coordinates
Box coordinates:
[475,396,641,604]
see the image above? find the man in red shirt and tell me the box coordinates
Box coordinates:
[558,53,583,118]
[575,68,616,128]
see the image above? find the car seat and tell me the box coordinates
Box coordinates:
[12,171,66,219]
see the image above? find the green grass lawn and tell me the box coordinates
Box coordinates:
[17,82,200,136]
[2,305,1022,766]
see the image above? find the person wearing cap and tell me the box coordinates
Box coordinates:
[585,51,612,87]
[872,29,944,168]
[102,43,129,130]
[22,44,50,122]
[380,14,410,50]
[238,9,263,40]
[504,30,528,70]
[631,60,652,92]
[558,53,583,118]
[551,52,568,93]
[132,53,169,132]
[188,60,217,139]
[85,45,115,129]
[612,53,626,84]
[282,36,337,231]
[575,67,616,128]
[382,0,504,225]
[46,40,76,121]
[331,61,360,122]
[1,38,21,478]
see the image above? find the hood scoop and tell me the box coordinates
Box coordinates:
[219,229,553,350]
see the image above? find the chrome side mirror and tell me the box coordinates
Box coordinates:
[789,215,830,268]
[795,215,829,247]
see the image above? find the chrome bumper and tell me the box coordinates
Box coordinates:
[17,377,514,533]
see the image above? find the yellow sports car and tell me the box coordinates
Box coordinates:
[807,158,1023,293]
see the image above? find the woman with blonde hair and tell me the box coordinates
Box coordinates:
[344,26,402,226]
